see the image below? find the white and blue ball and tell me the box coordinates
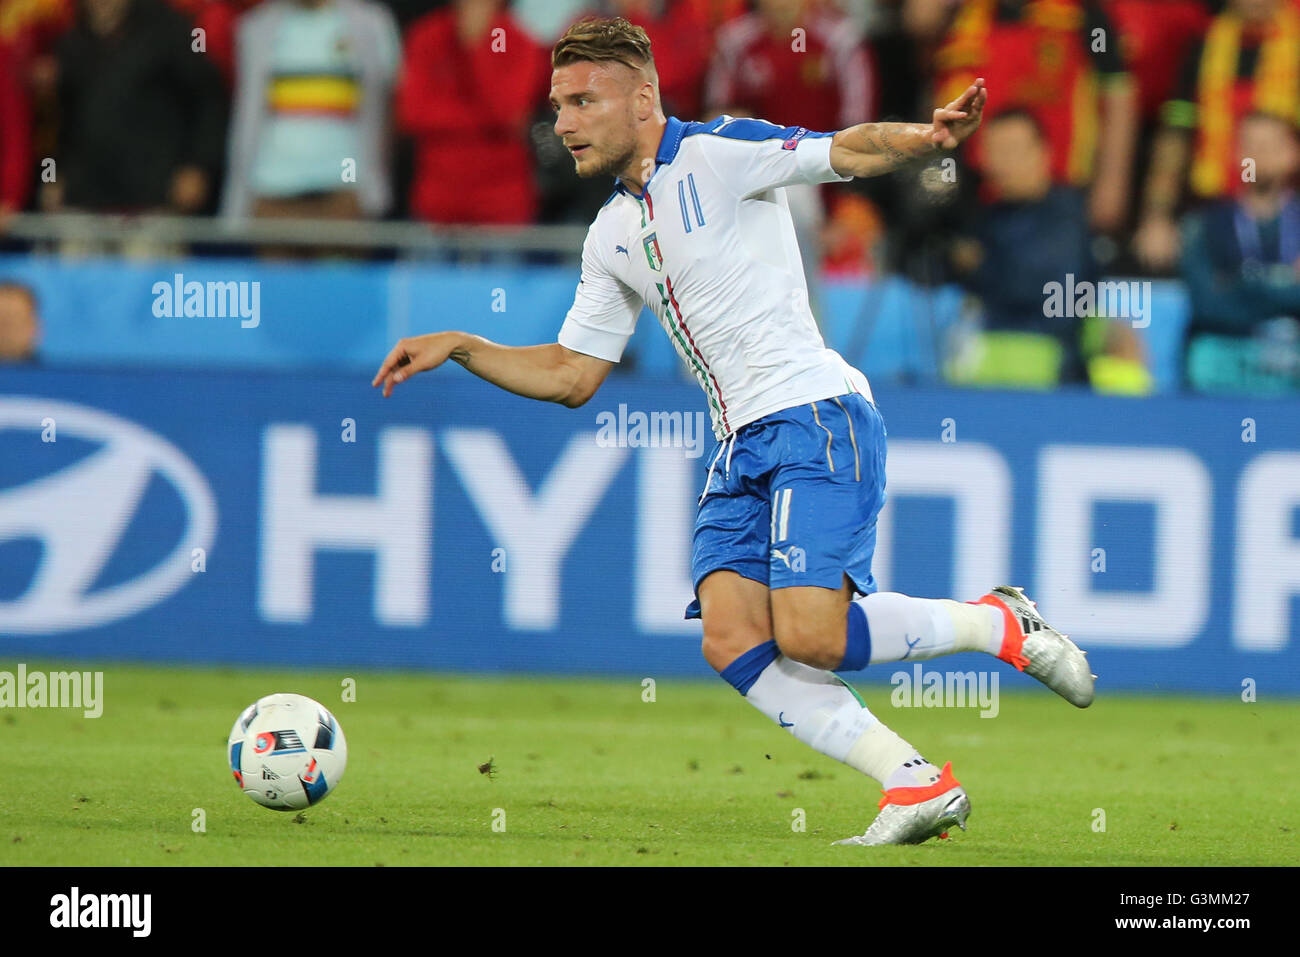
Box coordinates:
[227,693,347,811]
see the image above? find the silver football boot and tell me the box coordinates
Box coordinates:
[988,585,1096,708]
[834,762,971,847]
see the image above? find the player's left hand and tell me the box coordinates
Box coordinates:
[931,78,987,150]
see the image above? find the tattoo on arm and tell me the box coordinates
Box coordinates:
[450,347,472,368]
[863,127,911,165]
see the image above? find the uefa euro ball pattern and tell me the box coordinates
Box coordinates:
[228,693,347,810]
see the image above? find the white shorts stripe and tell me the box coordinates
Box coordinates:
[831,395,861,481]
[810,402,835,472]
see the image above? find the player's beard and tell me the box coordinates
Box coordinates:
[575,125,638,180]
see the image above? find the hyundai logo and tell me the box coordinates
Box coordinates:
[0,399,217,632]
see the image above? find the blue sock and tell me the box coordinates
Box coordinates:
[719,640,779,695]
[837,601,872,672]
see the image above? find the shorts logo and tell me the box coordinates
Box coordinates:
[643,232,664,272]
[782,127,810,150]
[771,545,806,572]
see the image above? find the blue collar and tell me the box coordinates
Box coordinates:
[616,116,684,198]
[656,116,687,165]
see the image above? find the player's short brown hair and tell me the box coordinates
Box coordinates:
[552,16,655,74]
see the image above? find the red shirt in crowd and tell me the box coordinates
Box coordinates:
[935,0,1127,187]
[397,7,547,225]
[0,40,30,211]
[705,9,874,131]
[1105,0,1210,123]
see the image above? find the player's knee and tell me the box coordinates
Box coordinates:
[774,616,843,671]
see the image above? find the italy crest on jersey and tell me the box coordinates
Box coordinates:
[642,232,664,272]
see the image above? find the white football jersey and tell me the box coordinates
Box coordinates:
[558,115,874,440]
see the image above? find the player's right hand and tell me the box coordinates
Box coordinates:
[371,333,459,397]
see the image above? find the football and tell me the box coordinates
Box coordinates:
[227,693,347,811]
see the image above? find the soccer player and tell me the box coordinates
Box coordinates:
[373,16,1095,846]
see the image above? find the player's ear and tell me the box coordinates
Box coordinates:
[633,71,657,120]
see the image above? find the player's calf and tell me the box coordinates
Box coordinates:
[770,580,855,671]
[701,621,769,673]
[771,614,851,670]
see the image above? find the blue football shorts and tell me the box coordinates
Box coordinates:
[684,392,887,619]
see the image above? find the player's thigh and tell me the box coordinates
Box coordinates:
[768,482,875,666]
[698,570,772,673]
[766,396,887,665]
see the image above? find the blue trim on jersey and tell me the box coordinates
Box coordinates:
[688,173,706,225]
[691,118,833,145]
[615,115,835,198]
[656,115,690,165]
[616,116,696,199]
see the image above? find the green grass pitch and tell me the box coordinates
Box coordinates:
[2,660,1295,866]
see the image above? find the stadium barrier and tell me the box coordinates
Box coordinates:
[1,366,1296,693]
[0,253,1191,392]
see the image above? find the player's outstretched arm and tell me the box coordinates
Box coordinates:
[829,78,987,179]
[371,331,614,407]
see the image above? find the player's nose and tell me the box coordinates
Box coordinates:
[553,107,576,139]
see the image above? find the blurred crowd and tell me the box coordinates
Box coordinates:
[0,0,1298,394]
